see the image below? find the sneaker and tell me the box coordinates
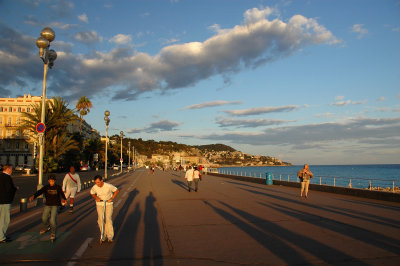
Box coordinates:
[40,227,51,235]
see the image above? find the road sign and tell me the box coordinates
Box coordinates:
[120,158,123,163]
[36,123,46,133]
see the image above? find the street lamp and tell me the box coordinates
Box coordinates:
[120,131,124,173]
[35,27,57,205]
[104,110,110,180]
[128,140,131,170]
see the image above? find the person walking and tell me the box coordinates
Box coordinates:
[185,166,194,192]
[90,175,119,243]
[0,165,17,243]
[298,164,314,198]
[29,175,67,241]
[62,166,81,213]
[193,166,201,192]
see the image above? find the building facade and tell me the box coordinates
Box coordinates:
[0,94,99,167]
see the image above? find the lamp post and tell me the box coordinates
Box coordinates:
[35,27,57,205]
[104,110,110,180]
[128,140,131,170]
[120,131,124,173]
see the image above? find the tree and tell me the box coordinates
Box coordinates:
[20,96,79,172]
[76,96,93,135]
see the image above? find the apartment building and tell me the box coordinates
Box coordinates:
[0,94,99,166]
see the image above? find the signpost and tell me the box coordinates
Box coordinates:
[36,122,46,133]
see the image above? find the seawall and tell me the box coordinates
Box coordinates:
[208,172,400,203]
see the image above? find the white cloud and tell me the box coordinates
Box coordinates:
[0,6,340,101]
[127,119,182,133]
[109,34,132,45]
[224,105,299,116]
[351,24,368,39]
[330,97,367,106]
[216,118,294,128]
[377,97,385,102]
[184,100,242,110]
[74,30,102,44]
[78,13,89,23]
[335,95,345,101]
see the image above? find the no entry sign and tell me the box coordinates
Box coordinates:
[36,122,46,133]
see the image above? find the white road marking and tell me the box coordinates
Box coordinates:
[66,237,93,266]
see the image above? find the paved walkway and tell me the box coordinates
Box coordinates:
[1,168,400,265]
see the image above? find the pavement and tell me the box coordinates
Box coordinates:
[1,168,399,265]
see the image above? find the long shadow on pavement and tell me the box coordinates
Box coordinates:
[107,188,140,265]
[261,201,400,256]
[209,200,368,265]
[238,186,400,228]
[143,192,163,266]
[171,179,187,191]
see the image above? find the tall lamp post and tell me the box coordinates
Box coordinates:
[128,140,131,170]
[35,27,57,205]
[120,131,124,173]
[104,110,110,180]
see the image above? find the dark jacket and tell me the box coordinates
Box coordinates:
[0,172,17,204]
[33,184,66,206]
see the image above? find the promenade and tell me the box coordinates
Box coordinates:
[1,168,399,265]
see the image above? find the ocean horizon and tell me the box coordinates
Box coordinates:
[217,164,400,190]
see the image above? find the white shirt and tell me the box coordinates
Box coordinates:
[90,182,118,206]
[193,170,200,179]
[62,172,81,192]
[185,169,194,181]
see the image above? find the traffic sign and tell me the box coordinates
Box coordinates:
[36,123,46,133]
[120,158,123,163]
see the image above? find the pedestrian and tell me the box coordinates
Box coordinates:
[185,166,194,192]
[90,175,119,243]
[297,164,314,198]
[29,174,67,241]
[0,165,17,243]
[193,166,201,192]
[62,166,81,213]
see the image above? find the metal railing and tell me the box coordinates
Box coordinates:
[214,169,399,193]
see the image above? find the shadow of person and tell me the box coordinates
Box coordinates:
[143,192,163,266]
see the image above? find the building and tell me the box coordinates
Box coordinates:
[0,94,43,166]
[0,94,99,167]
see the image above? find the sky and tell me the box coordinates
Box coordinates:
[0,0,399,165]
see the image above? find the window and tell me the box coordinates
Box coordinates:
[7,117,11,126]
[0,107,3,112]
[9,107,12,112]
[16,130,21,137]
[6,130,12,137]
[6,142,11,149]
[25,143,29,150]
[27,107,30,112]
[18,107,22,112]
[15,142,20,150]
[16,117,21,125]
[0,117,2,125]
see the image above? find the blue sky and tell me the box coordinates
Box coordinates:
[1,0,399,165]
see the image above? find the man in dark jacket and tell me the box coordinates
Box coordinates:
[0,164,17,243]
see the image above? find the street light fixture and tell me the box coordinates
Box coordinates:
[104,110,110,180]
[35,27,57,205]
[128,140,131,170]
[120,131,124,173]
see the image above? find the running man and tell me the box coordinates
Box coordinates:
[90,175,119,242]
[62,166,81,213]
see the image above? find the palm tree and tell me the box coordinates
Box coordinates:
[76,96,93,135]
[20,96,79,172]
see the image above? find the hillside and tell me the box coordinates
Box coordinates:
[195,143,236,153]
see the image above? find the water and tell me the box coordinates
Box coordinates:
[217,164,400,190]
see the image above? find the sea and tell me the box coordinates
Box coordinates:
[217,164,400,189]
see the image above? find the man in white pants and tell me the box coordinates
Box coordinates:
[90,175,119,242]
[62,166,81,213]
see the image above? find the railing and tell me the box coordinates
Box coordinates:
[214,169,399,193]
